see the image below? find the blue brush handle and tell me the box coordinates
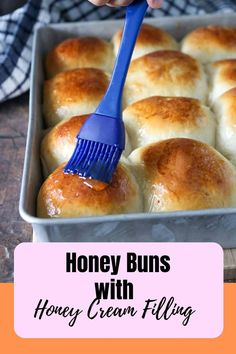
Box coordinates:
[95,0,148,118]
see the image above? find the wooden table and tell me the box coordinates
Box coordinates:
[0,93,32,281]
[0,93,235,282]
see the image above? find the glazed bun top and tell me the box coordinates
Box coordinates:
[113,23,178,60]
[182,25,236,63]
[41,114,132,177]
[123,96,216,150]
[124,50,207,106]
[41,115,88,177]
[43,68,110,127]
[213,87,236,165]
[207,59,236,103]
[45,36,114,78]
[37,163,142,218]
[129,138,236,212]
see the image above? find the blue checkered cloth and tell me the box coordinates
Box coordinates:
[0,0,236,103]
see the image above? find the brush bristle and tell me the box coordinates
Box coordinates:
[64,139,122,183]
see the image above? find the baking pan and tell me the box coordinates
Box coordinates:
[19,13,236,247]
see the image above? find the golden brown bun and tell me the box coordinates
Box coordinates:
[129,138,236,212]
[112,23,178,60]
[37,163,142,218]
[182,25,236,63]
[213,88,236,166]
[41,115,132,177]
[207,59,236,103]
[124,50,207,107]
[43,68,110,127]
[123,96,216,149]
[41,115,88,177]
[45,37,114,78]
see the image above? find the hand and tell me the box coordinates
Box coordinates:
[88,1,162,9]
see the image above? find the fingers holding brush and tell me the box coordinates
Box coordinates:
[147,0,163,8]
[106,1,134,7]
[88,0,163,9]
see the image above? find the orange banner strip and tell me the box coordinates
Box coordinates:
[0,283,235,354]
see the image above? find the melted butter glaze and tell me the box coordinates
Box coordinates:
[81,176,109,191]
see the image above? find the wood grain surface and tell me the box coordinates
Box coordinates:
[0,93,235,281]
[0,94,32,282]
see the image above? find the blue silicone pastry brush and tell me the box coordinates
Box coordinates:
[64,0,148,183]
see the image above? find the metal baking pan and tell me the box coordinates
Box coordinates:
[19,13,236,247]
